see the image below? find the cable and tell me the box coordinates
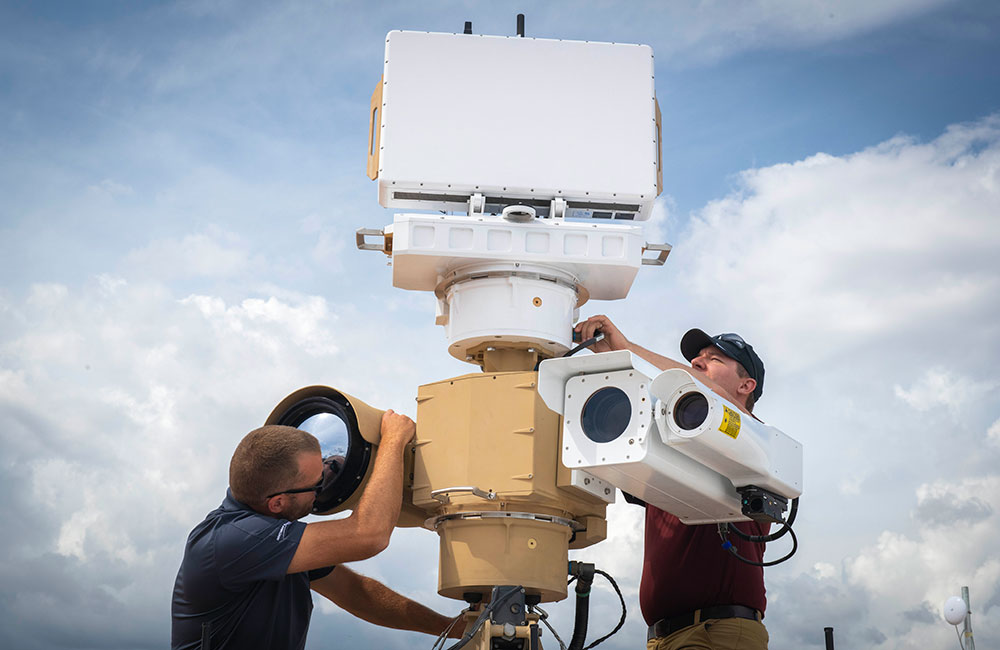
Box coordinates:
[582,569,627,649]
[955,625,966,650]
[563,333,604,358]
[727,498,799,543]
[531,604,568,650]
[533,332,605,371]
[717,522,798,567]
[431,611,467,650]
[716,496,800,567]
[567,563,595,650]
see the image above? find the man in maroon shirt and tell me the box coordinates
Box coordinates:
[575,315,770,650]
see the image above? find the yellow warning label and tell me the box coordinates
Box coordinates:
[719,405,741,439]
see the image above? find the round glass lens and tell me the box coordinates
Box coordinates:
[580,387,631,443]
[298,412,350,458]
[673,392,709,430]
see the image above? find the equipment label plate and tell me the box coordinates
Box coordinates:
[719,406,741,439]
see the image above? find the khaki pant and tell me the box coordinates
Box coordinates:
[646,618,769,650]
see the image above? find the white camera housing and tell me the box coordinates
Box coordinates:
[538,351,803,524]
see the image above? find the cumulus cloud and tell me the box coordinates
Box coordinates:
[914,479,994,528]
[842,476,1000,647]
[893,368,997,413]
[988,418,1000,447]
[666,114,1000,375]
[0,275,437,649]
[124,229,249,280]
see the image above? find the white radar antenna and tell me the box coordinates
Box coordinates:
[357,29,670,368]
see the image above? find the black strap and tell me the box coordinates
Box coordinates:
[201,621,211,650]
[648,605,760,640]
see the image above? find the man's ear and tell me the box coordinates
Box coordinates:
[738,377,757,398]
[266,496,284,515]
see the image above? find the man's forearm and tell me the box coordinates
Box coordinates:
[624,340,687,372]
[350,438,407,543]
[351,573,455,636]
[317,567,458,636]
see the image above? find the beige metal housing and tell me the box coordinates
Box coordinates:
[413,370,610,601]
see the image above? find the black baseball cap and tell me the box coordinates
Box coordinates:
[680,329,765,402]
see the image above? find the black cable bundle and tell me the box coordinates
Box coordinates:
[718,497,800,567]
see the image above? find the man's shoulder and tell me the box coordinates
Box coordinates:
[185,502,291,555]
[204,506,303,552]
[181,505,306,590]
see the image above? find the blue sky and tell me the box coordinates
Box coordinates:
[1,2,999,649]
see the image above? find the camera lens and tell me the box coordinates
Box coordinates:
[673,392,709,430]
[298,412,351,459]
[580,387,631,443]
[274,395,373,513]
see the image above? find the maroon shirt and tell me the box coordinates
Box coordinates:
[638,504,769,625]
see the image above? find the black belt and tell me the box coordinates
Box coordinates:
[647,605,761,640]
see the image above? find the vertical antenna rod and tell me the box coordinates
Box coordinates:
[464,21,472,34]
[962,586,977,650]
[517,14,525,37]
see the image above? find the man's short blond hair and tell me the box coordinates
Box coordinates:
[229,425,320,505]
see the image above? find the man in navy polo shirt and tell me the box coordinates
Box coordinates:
[575,315,770,650]
[172,411,459,650]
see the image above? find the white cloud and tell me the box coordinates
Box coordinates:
[665,114,1000,374]
[86,178,134,198]
[838,475,864,496]
[894,368,997,413]
[842,476,1000,646]
[813,562,836,579]
[124,230,249,279]
[989,418,1000,447]
[181,292,341,356]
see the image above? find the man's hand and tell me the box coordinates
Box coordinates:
[574,314,630,353]
[287,411,414,574]
[379,409,415,448]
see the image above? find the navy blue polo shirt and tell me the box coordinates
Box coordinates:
[171,490,334,650]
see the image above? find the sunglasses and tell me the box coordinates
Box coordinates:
[717,333,747,349]
[266,477,324,500]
